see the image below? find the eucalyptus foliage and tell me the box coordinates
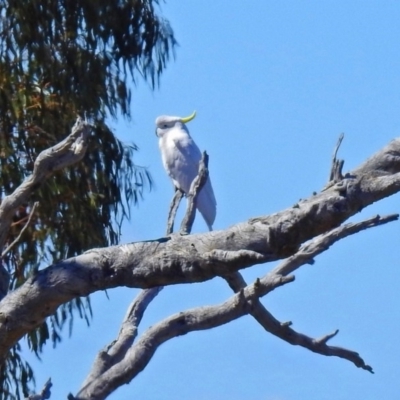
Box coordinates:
[0,1,176,397]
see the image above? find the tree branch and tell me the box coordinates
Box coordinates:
[165,151,209,235]
[166,189,184,235]
[222,214,395,372]
[329,133,344,183]
[72,270,295,399]
[221,214,398,376]
[271,213,398,278]
[73,208,387,400]
[75,152,211,398]
[26,378,52,400]
[180,151,209,234]
[2,202,39,258]
[77,287,163,397]
[72,212,395,397]
[1,137,400,368]
[0,117,91,300]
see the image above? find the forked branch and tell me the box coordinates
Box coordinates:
[223,214,398,375]
[166,151,209,235]
[0,117,91,300]
[73,190,396,398]
[77,153,211,398]
[26,378,52,400]
[180,151,209,234]
[76,287,163,398]
[2,132,400,400]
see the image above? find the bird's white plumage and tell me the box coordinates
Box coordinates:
[155,113,216,230]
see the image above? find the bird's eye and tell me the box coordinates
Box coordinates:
[163,124,168,128]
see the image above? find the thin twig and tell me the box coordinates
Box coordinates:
[76,256,374,398]
[333,133,344,164]
[2,202,39,258]
[329,133,344,182]
[314,329,339,345]
[81,210,395,398]
[222,272,373,373]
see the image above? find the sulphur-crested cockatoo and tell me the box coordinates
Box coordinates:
[155,111,216,230]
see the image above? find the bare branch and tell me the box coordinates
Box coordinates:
[26,378,52,400]
[72,272,294,399]
[220,214,396,375]
[0,117,91,300]
[314,329,339,345]
[73,251,373,400]
[1,138,400,363]
[166,189,184,235]
[165,151,210,235]
[180,151,209,234]
[329,133,345,182]
[75,210,391,397]
[78,287,163,395]
[271,213,398,278]
[2,202,39,258]
[0,117,91,247]
[109,288,163,359]
[79,152,210,396]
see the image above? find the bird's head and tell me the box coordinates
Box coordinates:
[155,111,196,138]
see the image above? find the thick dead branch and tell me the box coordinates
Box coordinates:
[0,117,90,248]
[1,137,400,366]
[222,213,397,374]
[78,154,210,397]
[74,212,391,397]
[73,272,294,399]
[223,272,373,372]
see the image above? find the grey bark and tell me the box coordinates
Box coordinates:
[0,117,91,298]
[26,378,52,400]
[1,131,400,398]
[165,151,209,235]
[179,151,210,234]
[74,150,214,399]
[74,213,396,399]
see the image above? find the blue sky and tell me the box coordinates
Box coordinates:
[24,1,400,399]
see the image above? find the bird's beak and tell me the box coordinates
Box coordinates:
[181,111,196,124]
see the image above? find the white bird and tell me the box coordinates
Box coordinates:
[155,111,217,230]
